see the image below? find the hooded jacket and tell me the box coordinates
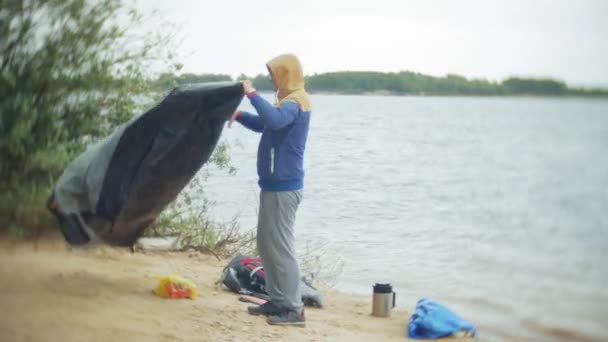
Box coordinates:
[236,54,311,192]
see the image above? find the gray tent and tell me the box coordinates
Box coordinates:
[47,82,243,247]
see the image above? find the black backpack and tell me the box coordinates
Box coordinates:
[220,254,323,307]
[221,255,267,296]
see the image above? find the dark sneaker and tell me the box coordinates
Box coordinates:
[248,301,283,316]
[267,309,306,327]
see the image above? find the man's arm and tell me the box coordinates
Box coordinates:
[233,111,264,133]
[248,95,299,130]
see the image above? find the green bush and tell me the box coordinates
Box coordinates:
[0,0,186,237]
[146,158,256,258]
[0,0,170,233]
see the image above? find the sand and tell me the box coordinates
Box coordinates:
[0,237,473,342]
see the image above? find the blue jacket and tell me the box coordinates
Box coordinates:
[407,298,477,339]
[237,94,310,192]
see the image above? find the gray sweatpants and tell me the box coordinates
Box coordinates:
[257,190,303,311]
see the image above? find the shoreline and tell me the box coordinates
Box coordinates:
[0,237,468,342]
[1,236,599,342]
[255,90,608,99]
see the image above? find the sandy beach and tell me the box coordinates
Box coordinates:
[0,236,473,342]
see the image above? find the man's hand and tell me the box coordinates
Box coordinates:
[228,111,240,128]
[242,80,255,95]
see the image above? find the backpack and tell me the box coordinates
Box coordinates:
[221,255,267,296]
[220,254,323,308]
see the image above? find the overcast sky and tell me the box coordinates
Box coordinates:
[138,0,608,87]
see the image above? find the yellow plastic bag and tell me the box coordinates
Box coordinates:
[154,276,198,299]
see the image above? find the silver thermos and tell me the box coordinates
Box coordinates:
[372,283,396,317]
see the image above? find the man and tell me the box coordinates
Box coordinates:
[229,53,311,327]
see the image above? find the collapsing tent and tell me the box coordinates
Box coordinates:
[47,82,244,247]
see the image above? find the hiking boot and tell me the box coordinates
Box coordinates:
[267,309,306,327]
[247,301,283,316]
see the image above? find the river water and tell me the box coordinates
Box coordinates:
[203,94,608,342]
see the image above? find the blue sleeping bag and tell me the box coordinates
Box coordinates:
[407,298,477,339]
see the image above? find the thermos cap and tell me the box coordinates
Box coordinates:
[373,283,393,293]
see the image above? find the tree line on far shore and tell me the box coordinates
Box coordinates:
[154,71,608,97]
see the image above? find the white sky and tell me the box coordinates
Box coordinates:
[137,0,608,87]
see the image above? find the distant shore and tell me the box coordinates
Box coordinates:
[154,71,608,98]
[262,90,608,98]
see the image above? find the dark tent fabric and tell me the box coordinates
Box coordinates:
[48,82,244,247]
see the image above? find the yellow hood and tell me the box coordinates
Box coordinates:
[266,54,311,111]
